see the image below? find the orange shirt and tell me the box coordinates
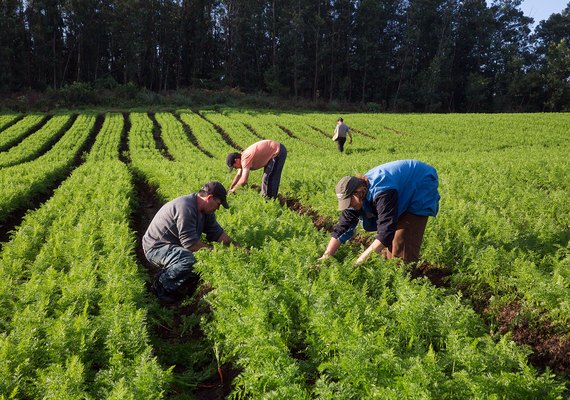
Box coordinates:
[241,140,281,170]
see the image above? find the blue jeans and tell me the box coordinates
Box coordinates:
[144,244,197,295]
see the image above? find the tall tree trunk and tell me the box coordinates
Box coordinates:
[52,29,57,88]
[272,0,276,68]
[76,36,81,82]
[313,1,320,101]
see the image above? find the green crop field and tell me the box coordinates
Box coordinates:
[0,110,568,399]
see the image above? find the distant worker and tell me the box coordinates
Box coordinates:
[332,117,352,152]
[143,181,236,304]
[318,160,440,264]
[226,139,287,199]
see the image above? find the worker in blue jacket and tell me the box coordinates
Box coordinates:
[318,160,440,264]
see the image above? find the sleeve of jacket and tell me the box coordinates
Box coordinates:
[373,189,399,249]
[331,208,360,243]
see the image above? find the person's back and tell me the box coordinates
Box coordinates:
[241,140,281,170]
[365,160,439,217]
[336,122,349,138]
[143,194,221,253]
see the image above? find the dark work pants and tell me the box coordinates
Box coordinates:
[145,244,197,295]
[386,212,429,262]
[337,137,346,152]
[262,144,287,198]
[362,212,429,263]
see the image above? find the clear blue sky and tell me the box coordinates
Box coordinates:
[518,0,568,25]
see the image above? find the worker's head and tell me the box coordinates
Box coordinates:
[337,117,343,123]
[199,181,229,212]
[335,176,367,211]
[226,152,242,171]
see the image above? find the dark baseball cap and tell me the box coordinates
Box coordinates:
[226,152,241,171]
[335,176,361,210]
[201,181,229,209]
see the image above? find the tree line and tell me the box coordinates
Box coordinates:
[1,0,569,112]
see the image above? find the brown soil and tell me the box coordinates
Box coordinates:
[278,125,299,139]
[148,112,174,160]
[494,302,570,373]
[409,262,451,288]
[174,113,214,158]
[242,123,266,140]
[309,125,331,138]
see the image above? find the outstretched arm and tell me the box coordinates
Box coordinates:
[230,167,251,193]
[217,232,240,247]
[188,240,212,251]
[229,170,242,191]
[317,237,341,260]
[355,239,385,265]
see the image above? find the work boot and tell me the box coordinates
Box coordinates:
[150,278,181,305]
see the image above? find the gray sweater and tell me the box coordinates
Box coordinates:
[142,193,224,253]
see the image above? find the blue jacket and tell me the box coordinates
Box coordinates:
[332,160,440,246]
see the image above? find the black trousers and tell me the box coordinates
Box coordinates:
[262,144,287,198]
[337,137,347,152]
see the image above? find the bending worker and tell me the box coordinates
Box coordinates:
[143,181,236,304]
[226,139,287,199]
[318,160,440,265]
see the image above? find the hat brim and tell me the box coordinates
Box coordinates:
[337,196,352,211]
[221,199,229,209]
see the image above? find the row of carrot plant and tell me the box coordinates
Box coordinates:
[0,113,168,398]
[0,110,568,398]
[127,110,567,398]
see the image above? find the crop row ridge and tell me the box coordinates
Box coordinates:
[174,112,215,158]
[148,112,174,160]
[195,110,243,151]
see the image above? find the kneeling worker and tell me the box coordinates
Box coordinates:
[143,181,236,304]
[318,160,440,265]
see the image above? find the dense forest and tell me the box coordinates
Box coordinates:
[1,0,569,112]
